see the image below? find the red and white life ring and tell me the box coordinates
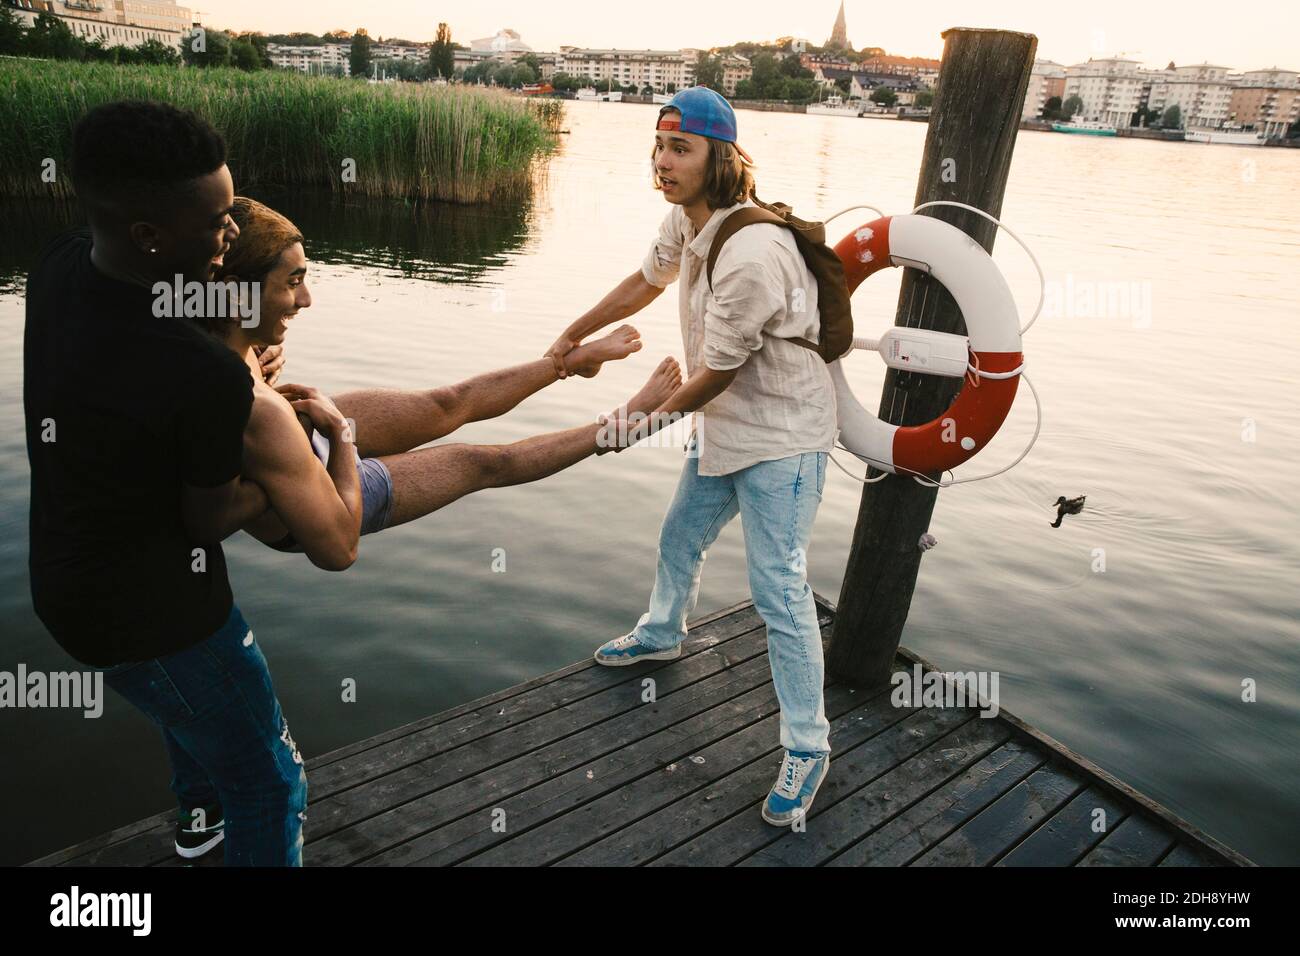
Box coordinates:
[829,214,1024,477]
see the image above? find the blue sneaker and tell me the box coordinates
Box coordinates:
[593,632,681,666]
[761,750,830,826]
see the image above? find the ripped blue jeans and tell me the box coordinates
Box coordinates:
[95,605,307,866]
[633,439,831,755]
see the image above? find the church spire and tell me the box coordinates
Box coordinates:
[827,1,850,52]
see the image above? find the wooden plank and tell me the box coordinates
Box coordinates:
[911,762,1086,866]
[1078,813,1178,867]
[33,599,765,868]
[818,589,1254,868]
[366,678,790,866]
[26,809,176,869]
[81,611,788,868]
[465,678,890,866]
[831,738,1045,866]
[641,705,976,867]
[1160,843,1224,867]
[892,641,1254,866]
[742,715,1014,867]
[310,597,762,769]
[308,635,791,865]
[305,607,785,802]
[996,785,1130,866]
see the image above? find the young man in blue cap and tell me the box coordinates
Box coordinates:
[545,87,838,826]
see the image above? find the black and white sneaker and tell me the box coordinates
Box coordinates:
[175,805,224,859]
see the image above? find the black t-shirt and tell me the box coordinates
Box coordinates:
[23,230,254,666]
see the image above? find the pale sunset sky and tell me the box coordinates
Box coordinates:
[198,0,1296,73]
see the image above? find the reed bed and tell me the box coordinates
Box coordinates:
[0,60,563,203]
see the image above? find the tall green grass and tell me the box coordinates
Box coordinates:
[0,59,564,203]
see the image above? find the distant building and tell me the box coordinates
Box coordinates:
[371,43,427,63]
[4,0,194,52]
[720,54,752,96]
[1022,59,1067,120]
[266,40,427,77]
[825,1,850,52]
[857,54,940,89]
[817,66,921,104]
[470,27,532,63]
[553,47,699,94]
[1143,62,1234,129]
[1063,57,1146,127]
[266,42,352,75]
[1227,68,1299,138]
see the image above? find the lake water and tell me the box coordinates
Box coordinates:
[1,101,1297,865]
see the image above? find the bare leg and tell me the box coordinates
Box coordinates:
[333,325,643,458]
[380,357,682,528]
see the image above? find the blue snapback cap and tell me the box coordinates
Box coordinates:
[657,86,753,162]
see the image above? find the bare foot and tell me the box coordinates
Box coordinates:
[564,325,642,378]
[626,356,683,418]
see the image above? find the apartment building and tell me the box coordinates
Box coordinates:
[1063,57,1145,127]
[552,47,698,94]
[858,53,940,89]
[1228,68,1300,137]
[266,41,426,77]
[266,42,351,75]
[719,54,751,96]
[1143,63,1235,128]
[1022,59,1067,120]
[5,0,193,51]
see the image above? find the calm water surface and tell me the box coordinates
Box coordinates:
[1,101,1297,864]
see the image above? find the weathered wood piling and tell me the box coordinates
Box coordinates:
[828,27,1039,685]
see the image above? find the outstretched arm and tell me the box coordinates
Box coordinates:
[545,269,663,370]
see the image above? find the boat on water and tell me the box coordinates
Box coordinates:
[1051,119,1118,136]
[576,88,623,103]
[1184,127,1266,146]
[807,94,864,118]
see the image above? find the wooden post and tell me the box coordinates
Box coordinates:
[827,27,1037,686]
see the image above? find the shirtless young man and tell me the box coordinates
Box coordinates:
[207,197,682,570]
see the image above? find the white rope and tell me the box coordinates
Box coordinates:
[822,203,887,226]
[822,198,1047,488]
[911,200,1046,336]
[827,371,1043,487]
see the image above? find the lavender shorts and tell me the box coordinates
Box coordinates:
[268,430,394,553]
[308,430,394,535]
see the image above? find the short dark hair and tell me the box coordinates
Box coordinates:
[70,100,227,207]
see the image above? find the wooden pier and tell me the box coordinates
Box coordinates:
[30,594,1251,868]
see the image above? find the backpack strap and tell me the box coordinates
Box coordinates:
[705,205,824,356]
[705,206,786,292]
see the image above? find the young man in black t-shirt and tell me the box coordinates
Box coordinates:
[23,101,311,865]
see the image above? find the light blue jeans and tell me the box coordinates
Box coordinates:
[633,436,832,755]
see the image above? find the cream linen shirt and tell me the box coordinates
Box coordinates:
[641,198,838,477]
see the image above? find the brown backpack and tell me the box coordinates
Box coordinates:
[704,193,854,362]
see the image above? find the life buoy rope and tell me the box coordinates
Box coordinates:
[820,200,1044,487]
